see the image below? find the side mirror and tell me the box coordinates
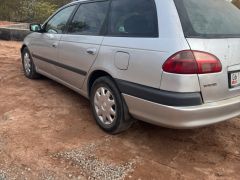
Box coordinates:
[30,24,43,32]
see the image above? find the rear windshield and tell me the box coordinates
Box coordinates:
[174,0,240,38]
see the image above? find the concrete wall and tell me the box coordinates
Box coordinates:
[0,23,30,41]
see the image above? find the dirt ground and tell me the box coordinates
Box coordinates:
[0,40,239,180]
[0,22,14,26]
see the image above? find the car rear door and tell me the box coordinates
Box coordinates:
[174,0,240,103]
[56,0,110,89]
[101,0,162,89]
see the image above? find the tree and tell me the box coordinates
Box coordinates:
[0,0,71,22]
[32,1,58,23]
[0,0,21,21]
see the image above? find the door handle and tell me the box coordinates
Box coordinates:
[52,42,58,48]
[86,48,97,55]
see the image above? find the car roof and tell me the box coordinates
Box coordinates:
[67,0,89,5]
[63,0,99,8]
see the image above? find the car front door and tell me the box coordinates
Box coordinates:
[56,0,110,89]
[30,4,77,77]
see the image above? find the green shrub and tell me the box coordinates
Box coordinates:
[32,1,58,23]
[0,0,70,23]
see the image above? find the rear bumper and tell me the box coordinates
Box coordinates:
[123,94,240,128]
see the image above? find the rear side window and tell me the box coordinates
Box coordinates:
[174,0,240,38]
[68,1,109,35]
[108,0,158,37]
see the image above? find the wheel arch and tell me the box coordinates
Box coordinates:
[87,70,119,97]
[21,44,28,54]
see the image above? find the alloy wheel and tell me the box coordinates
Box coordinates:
[23,52,31,75]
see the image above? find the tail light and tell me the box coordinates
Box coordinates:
[162,50,222,74]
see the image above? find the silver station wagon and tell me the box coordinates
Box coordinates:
[21,0,240,134]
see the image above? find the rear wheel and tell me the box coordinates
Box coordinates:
[21,48,40,79]
[90,76,133,134]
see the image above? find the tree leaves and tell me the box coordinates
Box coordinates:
[0,0,71,23]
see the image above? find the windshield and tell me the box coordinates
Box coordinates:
[174,0,240,38]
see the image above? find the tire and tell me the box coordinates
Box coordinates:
[90,76,133,134]
[21,47,41,79]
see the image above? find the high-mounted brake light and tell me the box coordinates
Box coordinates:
[162,50,222,74]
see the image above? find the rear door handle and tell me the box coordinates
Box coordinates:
[86,48,97,55]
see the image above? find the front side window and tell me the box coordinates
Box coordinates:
[68,1,109,35]
[174,0,240,38]
[45,5,77,34]
[108,0,158,37]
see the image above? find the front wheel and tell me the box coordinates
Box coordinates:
[90,76,133,134]
[21,48,41,79]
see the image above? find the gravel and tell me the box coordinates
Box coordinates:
[39,170,57,180]
[52,140,137,180]
[0,170,7,180]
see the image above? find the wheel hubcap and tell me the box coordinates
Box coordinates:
[94,87,116,125]
[23,53,31,75]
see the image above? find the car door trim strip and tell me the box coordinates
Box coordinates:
[32,53,87,76]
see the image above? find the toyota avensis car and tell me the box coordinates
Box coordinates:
[21,0,240,134]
